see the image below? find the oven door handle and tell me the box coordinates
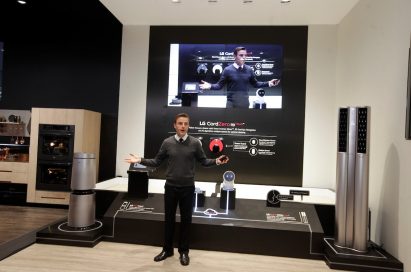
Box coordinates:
[39,132,74,136]
[37,161,73,166]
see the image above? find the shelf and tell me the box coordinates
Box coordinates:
[0,122,24,125]
[0,144,30,147]
[0,123,27,137]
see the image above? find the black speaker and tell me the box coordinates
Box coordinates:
[127,170,149,199]
[220,188,236,209]
[193,190,205,207]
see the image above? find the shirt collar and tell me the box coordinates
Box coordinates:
[233,63,242,69]
[175,134,188,142]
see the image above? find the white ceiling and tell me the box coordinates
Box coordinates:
[99,0,359,26]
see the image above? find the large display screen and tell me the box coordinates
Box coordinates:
[145,26,307,187]
[0,42,3,101]
[168,43,283,109]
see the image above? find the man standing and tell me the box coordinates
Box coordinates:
[199,46,281,108]
[125,113,229,266]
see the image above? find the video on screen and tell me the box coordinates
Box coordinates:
[0,42,4,101]
[168,44,283,109]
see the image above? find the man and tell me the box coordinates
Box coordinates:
[199,46,281,108]
[125,113,229,266]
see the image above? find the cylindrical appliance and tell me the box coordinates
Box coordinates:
[334,107,370,252]
[68,193,95,228]
[353,107,369,252]
[68,153,96,228]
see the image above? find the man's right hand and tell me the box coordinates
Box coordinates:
[199,80,211,90]
[125,154,141,164]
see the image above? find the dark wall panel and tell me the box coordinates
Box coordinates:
[145,26,307,186]
[0,0,122,181]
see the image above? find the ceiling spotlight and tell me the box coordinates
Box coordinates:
[280,0,291,3]
[243,0,253,3]
[17,0,27,4]
[171,0,181,3]
[208,0,218,2]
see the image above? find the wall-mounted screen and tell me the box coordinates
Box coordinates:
[145,26,307,187]
[0,42,4,101]
[168,43,283,109]
[406,48,411,139]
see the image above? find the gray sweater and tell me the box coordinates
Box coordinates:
[141,135,216,187]
[210,64,269,108]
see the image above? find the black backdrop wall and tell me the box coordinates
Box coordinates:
[0,0,122,181]
[145,26,307,186]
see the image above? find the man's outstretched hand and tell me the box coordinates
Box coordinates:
[199,80,211,90]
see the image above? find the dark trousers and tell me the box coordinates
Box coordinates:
[226,97,249,108]
[163,184,195,254]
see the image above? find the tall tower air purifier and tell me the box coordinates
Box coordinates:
[36,152,103,247]
[68,152,97,229]
[335,107,370,252]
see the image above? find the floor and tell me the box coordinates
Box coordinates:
[0,205,67,261]
[0,242,345,272]
[0,205,67,245]
[0,205,345,272]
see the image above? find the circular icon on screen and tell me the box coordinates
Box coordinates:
[255,63,262,69]
[254,70,261,76]
[249,147,258,156]
[197,63,208,74]
[249,138,258,146]
[209,138,224,153]
[212,64,223,74]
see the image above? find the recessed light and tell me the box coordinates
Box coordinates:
[243,0,253,3]
[17,0,27,4]
[281,0,291,3]
[171,0,181,3]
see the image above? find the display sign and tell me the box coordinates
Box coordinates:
[290,190,310,196]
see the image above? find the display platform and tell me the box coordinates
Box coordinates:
[101,192,325,259]
[36,217,104,247]
[323,238,403,272]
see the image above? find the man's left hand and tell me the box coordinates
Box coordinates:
[269,79,281,87]
[216,155,229,165]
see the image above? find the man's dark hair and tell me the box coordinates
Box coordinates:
[174,113,190,124]
[234,47,246,56]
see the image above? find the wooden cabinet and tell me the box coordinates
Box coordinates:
[0,162,29,184]
[34,190,70,205]
[27,108,101,205]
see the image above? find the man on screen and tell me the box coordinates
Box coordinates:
[199,46,281,108]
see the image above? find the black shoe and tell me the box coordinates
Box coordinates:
[154,250,173,262]
[179,253,190,266]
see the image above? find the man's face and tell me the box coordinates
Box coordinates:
[235,49,247,66]
[174,117,189,137]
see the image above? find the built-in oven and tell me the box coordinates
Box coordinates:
[36,124,75,192]
[36,161,72,191]
[37,124,75,162]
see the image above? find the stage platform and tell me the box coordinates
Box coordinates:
[36,178,334,256]
[101,192,325,259]
[33,178,404,271]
